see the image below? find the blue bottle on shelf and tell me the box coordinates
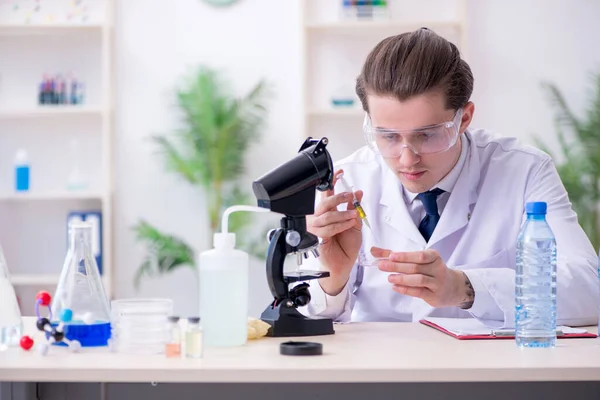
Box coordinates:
[14,149,30,192]
[515,201,557,348]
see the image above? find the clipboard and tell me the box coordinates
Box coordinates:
[420,317,597,340]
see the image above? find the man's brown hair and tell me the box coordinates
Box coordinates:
[356,28,473,113]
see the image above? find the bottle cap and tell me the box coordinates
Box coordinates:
[214,232,235,249]
[280,341,323,356]
[14,149,28,164]
[188,316,200,323]
[526,201,547,215]
[168,316,180,323]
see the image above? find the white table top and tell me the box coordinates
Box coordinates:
[1,317,599,383]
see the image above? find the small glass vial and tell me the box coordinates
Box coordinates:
[165,316,181,358]
[185,317,203,359]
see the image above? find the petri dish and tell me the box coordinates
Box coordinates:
[109,298,173,355]
[358,253,389,267]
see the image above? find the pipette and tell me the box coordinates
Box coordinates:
[337,173,374,233]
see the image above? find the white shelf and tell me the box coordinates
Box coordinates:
[0,106,104,119]
[0,191,103,201]
[308,107,364,117]
[306,20,462,34]
[10,273,109,287]
[0,23,105,35]
[301,1,468,160]
[0,1,116,302]
[10,273,60,286]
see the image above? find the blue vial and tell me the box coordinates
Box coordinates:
[14,150,30,192]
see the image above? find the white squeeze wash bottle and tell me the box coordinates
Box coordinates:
[199,205,269,347]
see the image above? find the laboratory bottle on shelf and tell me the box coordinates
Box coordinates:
[14,149,30,192]
[515,201,557,348]
[165,316,181,358]
[340,0,355,20]
[66,138,88,191]
[0,243,23,351]
[51,221,112,347]
[185,317,203,358]
[330,84,356,108]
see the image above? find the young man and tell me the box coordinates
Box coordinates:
[301,28,598,327]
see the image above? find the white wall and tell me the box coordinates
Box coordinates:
[113,0,600,317]
[467,0,600,158]
[114,0,303,317]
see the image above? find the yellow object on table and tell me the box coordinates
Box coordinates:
[247,318,270,340]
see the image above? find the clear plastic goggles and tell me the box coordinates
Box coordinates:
[363,109,463,157]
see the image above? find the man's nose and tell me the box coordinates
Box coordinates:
[398,145,420,166]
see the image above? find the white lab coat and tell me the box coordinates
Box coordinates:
[299,128,599,328]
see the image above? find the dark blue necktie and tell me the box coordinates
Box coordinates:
[417,188,445,242]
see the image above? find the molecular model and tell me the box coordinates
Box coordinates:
[19,291,82,356]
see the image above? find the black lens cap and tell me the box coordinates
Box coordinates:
[280,341,323,356]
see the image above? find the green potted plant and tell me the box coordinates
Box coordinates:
[535,71,600,249]
[132,66,272,289]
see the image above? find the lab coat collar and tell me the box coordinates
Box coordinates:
[402,134,469,203]
[380,131,480,248]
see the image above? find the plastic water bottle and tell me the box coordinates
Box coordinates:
[515,201,557,348]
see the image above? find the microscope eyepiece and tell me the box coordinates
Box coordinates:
[252,137,333,217]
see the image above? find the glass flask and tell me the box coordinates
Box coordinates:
[0,242,23,351]
[51,221,111,347]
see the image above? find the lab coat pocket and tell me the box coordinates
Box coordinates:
[450,248,511,271]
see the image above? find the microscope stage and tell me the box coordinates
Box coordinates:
[283,270,330,283]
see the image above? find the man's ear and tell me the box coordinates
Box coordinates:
[460,101,475,133]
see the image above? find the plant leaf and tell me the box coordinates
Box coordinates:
[131,220,196,290]
[538,74,600,249]
[133,66,274,285]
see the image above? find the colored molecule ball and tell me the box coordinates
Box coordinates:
[60,309,73,323]
[37,342,49,356]
[51,328,65,342]
[36,317,50,331]
[81,312,94,325]
[69,340,82,353]
[19,336,34,351]
[36,291,51,306]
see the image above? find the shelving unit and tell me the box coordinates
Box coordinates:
[0,191,103,201]
[0,23,103,35]
[10,273,60,286]
[305,19,462,33]
[300,0,468,159]
[0,0,115,315]
[0,106,103,119]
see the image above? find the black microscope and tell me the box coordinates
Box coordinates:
[252,137,336,337]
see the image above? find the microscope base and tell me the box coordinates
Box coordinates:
[260,303,334,337]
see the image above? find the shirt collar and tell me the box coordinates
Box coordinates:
[402,134,469,203]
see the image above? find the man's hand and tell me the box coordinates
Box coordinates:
[371,247,475,309]
[306,169,364,296]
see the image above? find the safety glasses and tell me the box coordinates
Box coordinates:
[363,109,463,157]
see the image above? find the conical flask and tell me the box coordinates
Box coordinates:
[51,221,111,347]
[0,242,23,351]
